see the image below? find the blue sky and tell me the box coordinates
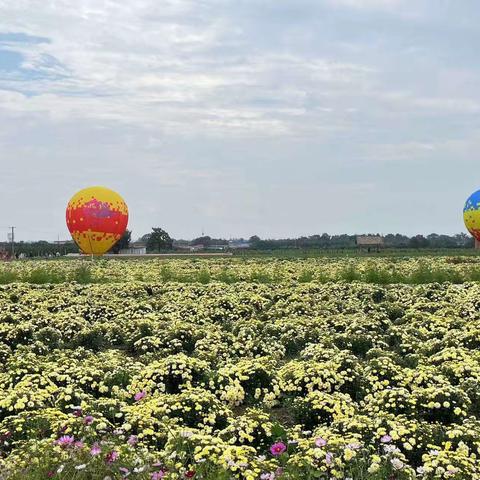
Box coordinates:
[0,0,479,241]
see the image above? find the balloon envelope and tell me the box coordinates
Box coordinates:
[464,189,480,242]
[66,186,129,255]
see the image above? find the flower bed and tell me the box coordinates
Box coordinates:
[1,262,480,478]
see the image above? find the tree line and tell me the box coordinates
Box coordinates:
[247,233,474,250]
[107,230,477,252]
[2,230,474,258]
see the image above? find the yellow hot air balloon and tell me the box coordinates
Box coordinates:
[464,189,480,243]
[66,186,129,255]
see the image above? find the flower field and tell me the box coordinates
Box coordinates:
[2,256,480,285]
[1,258,480,479]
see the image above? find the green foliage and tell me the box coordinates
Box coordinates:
[0,269,18,284]
[197,268,211,284]
[27,267,66,284]
[159,264,175,282]
[339,264,362,282]
[216,268,239,284]
[109,229,132,254]
[249,270,273,283]
[73,264,93,284]
[146,227,173,252]
[297,269,314,283]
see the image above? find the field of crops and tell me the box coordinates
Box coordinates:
[1,258,480,479]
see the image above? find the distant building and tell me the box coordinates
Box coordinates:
[119,243,147,255]
[228,240,251,249]
[175,244,205,252]
[356,235,384,252]
[208,245,227,251]
[189,244,205,252]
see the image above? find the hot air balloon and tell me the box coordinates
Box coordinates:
[464,189,480,243]
[66,186,129,255]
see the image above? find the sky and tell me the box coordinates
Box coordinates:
[0,0,479,241]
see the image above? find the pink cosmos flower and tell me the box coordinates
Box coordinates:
[134,391,146,401]
[105,450,119,464]
[74,440,84,449]
[120,467,130,476]
[270,442,287,456]
[90,443,102,456]
[151,472,165,480]
[325,452,334,465]
[315,437,327,448]
[346,442,361,450]
[56,435,75,447]
[380,435,393,443]
[185,471,196,479]
[84,415,94,425]
[127,435,138,446]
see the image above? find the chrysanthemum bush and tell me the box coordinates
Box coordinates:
[1,261,480,478]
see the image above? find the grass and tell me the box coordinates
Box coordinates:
[73,264,93,284]
[3,257,480,285]
[27,268,65,284]
[0,269,18,284]
[298,269,314,283]
[235,247,480,259]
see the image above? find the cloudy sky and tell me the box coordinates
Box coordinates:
[0,0,479,241]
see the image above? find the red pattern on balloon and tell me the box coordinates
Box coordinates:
[66,199,128,235]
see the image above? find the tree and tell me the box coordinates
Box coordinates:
[147,228,173,252]
[191,236,212,247]
[249,235,261,248]
[110,230,131,254]
[409,235,429,248]
[139,233,152,243]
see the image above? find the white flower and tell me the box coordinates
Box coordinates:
[260,474,274,480]
[391,458,404,470]
[75,464,87,470]
[383,444,400,454]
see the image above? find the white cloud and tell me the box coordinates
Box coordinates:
[325,0,403,10]
[0,0,479,239]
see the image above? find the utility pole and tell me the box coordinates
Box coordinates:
[8,226,15,259]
